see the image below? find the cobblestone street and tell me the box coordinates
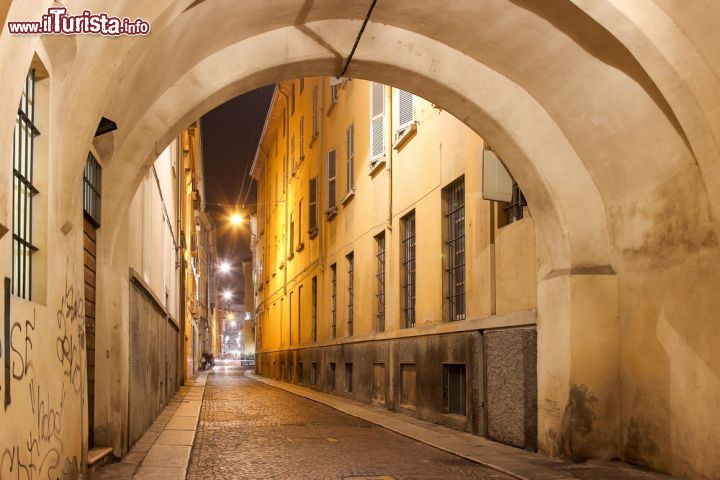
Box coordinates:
[186,361,513,480]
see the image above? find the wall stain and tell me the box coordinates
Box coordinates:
[558,383,597,460]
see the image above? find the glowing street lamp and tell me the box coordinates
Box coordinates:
[230,213,243,226]
[219,261,231,274]
[222,290,233,301]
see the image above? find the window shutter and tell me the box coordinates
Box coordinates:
[309,178,317,231]
[299,116,304,159]
[291,134,296,175]
[370,82,385,159]
[346,125,355,192]
[327,150,337,210]
[312,86,318,136]
[398,90,414,129]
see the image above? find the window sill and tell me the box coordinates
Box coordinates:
[341,189,355,206]
[326,207,338,220]
[393,122,417,151]
[308,228,318,239]
[368,157,386,177]
[295,241,304,253]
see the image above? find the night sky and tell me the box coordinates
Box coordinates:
[200,85,275,305]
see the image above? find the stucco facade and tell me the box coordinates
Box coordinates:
[0,2,718,479]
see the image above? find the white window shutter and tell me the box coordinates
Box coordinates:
[370,83,385,159]
[398,90,414,129]
[327,150,337,210]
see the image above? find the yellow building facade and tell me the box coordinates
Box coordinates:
[252,77,538,448]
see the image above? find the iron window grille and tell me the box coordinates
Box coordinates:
[504,180,527,225]
[83,152,102,227]
[445,177,466,321]
[12,69,40,300]
[331,263,337,339]
[401,211,416,328]
[346,252,354,336]
[311,276,318,342]
[442,364,467,415]
[375,233,385,332]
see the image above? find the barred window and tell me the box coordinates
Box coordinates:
[401,211,416,328]
[330,263,337,339]
[346,252,354,336]
[346,124,355,194]
[12,69,40,300]
[444,177,466,321]
[83,153,102,227]
[311,276,318,342]
[375,232,385,332]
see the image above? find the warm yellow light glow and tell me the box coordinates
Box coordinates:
[226,312,235,320]
[219,261,231,274]
[230,320,237,327]
[223,290,233,301]
[230,213,243,226]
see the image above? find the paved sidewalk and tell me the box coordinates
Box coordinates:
[92,372,207,480]
[249,373,675,480]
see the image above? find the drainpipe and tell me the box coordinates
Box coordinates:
[277,85,290,297]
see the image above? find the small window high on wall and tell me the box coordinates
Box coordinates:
[12,69,40,300]
[83,152,102,227]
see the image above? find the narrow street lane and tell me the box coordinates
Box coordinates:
[186,360,513,480]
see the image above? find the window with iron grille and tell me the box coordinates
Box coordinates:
[308,177,318,235]
[12,69,40,300]
[370,82,385,161]
[444,177,466,321]
[501,180,527,226]
[83,153,102,227]
[346,252,354,336]
[397,89,414,132]
[312,85,319,137]
[326,150,337,212]
[311,276,318,342]
[375,232,385,332]
[330,263,337,339]
[401,211,416,328]
[346,124,354,194]
[442,364,466,415]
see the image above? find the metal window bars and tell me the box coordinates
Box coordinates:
[445,178,466,321]
[83,152,102,227]
[375,233,385,332]
[12,69,39,300]
[331,264,337,339]
[402,212,416,328]
[346,252,354,336]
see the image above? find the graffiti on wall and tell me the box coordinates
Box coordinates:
[0,259,85,480]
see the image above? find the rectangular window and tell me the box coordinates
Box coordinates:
[330,83,339,106]
[289,291,293,345]
[346,124,354,194]
[311,276,318,342]
[443,364,467,415]
[289,211,295,257]
[299,116,305,160]
[282,108,286,137]
[297,284,302,345]
[297,199,303,248]
[291,82,296,115]
[308,177,318,235]
[400,363,417,408]
[346,252,354,336]
[330,264,337,339]
[375,232,385,332]
[312,85,319,137]
[290,134,296,175]
[311,362,317,385]
[329,362,336,390]
[370,82,385,161]
[326,149,337,212]
[12,69,40,300]
[401,211,416,328]
[299,78,305,94]
[83,152,102,227]
[283,153,288,193]
[444,177,466,321]
[345,363,353,392]
[397,89,414,132]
